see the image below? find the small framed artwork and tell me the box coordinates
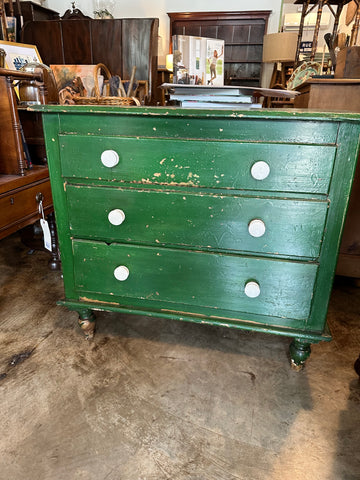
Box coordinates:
[6,17,17,42]
[0,40,42,70]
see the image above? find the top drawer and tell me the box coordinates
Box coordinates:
[59,136,336,195]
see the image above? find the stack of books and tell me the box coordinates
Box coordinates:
[161,83,299,109]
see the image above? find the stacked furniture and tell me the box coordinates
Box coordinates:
[37,105,360,369]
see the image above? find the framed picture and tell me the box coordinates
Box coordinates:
[6,17,16,42]
[0,40,42,70]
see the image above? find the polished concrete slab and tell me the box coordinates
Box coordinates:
[0,232,359,480]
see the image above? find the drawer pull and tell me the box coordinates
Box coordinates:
[101,150,119,168]
[251,161,270,180]
[248,219,266,238]
[114,265,130,281]
[244,281,260,298]
[108,209,126,226]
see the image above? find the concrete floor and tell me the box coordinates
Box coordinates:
[0,232,360,480]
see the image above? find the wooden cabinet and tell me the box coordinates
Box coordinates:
[37,105,360,369]
[21,17,159,103]
[5,1,59,21]
[168,11,270,86]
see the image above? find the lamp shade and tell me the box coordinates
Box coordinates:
[262,32,298,63]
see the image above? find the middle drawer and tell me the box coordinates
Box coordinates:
[66,185,328,259]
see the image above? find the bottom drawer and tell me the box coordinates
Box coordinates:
[73,240,318,323]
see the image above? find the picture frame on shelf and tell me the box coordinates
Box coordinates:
[0,40,42,70]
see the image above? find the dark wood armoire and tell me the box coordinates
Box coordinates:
[21,16,159,103]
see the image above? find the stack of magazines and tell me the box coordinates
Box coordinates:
[162,84,298,109]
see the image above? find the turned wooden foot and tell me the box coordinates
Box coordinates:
[77,309,96,339]
[289,338,311,371]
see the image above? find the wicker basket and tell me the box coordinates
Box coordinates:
[73,63,140,106]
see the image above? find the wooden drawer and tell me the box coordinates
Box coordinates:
[60,136,336,194]
[72,240,318,322]
[67,185,328,259]
[0,177,52,233]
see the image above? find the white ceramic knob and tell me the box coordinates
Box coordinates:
[108,209,126,226]
[114,265,129,281]
[101,150,119,168]
[251,161,270,180]
[248,219,266,238]
[244,281,260,298]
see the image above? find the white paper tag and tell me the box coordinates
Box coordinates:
[40,219,52,251]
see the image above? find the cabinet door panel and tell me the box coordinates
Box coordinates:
[66,185,328,258]
[61,20,92,64]
[60,136,336,194]
[91,20,122,74]
[21,21,64,64]
[73,240,318,321]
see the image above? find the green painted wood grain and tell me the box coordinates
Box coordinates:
[60,136,336,194]
[73,239,318,322]
[58,113,339,144]
[41,114,78,300]
[66,184,328,259]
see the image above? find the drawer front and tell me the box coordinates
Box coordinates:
[67,185,328,258]
[0,179,52,231]
[60,136,336,194]
[73,240,318,321]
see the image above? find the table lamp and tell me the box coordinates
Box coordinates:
[262,32,298,88]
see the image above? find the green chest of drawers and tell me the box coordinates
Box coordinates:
[37,106,360,368]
